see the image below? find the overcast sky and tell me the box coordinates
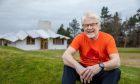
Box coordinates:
[0,0,139,34]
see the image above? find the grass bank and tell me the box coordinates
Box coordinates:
[0,46,140,84]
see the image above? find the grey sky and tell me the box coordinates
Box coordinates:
[0,0,139,34]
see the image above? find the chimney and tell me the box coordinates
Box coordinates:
[38,21,51,31]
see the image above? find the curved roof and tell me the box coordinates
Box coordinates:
[0,29,69,42]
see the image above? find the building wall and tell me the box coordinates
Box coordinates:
[7,38,68,50]
[8,38,41,50]
[48,38,67,49]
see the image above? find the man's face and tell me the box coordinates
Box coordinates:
[82,18,100,39]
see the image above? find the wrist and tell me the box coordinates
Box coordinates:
[99,63,104,71]
[74,62,82,69]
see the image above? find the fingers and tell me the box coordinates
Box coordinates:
[80,78,83,83]
[86,69,93,79]
[80,69,93,84]
[80,66,96,84]
[84,79,87,84]
[89,73,94,80]
[80,79,92,84]
[85,72,93,84]
[81,69,90,79]
[87,79,91,83]
[80,68,86,76]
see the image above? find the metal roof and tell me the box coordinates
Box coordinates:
[0,29,69,42]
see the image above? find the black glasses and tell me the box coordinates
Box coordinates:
[82,23,98,28]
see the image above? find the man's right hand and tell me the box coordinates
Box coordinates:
[75,65,91,84]
[75,65,86,76]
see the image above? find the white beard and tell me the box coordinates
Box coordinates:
[86,33,96,39]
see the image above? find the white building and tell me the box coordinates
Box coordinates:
[0,21,69,50]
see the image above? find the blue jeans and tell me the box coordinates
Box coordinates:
[62,65,121,84]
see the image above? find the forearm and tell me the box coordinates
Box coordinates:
[103,53,120,71]
[62,51,81,69]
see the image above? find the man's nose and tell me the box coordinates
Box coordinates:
[87,25,92,29]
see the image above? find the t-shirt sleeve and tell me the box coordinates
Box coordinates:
[70,35,81,51]
[106,36,118,54]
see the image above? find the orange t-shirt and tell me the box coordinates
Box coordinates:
[70,31,118,67]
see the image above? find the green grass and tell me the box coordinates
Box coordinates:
[0,46,64,84]
[0,46,140,84]
[118,48,140,53]
[119,66,140,84]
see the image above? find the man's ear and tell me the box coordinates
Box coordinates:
[81,28,84,32]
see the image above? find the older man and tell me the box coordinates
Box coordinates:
[62,12,121,84]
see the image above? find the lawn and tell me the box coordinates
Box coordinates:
[0,46,140,84]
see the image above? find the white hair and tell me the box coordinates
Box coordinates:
[81,11,100,25]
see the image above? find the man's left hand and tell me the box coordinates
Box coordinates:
[81,64,102,83]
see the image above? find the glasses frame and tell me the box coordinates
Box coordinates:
[82,23,98,28]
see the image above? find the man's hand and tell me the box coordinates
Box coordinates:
[86,64,101,78]
[75,65,86,77]
[80,64,102,84]
[75,65,88,83]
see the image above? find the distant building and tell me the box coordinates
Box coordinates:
[0,21,69,50]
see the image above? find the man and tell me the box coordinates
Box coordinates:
[62,12,121,84]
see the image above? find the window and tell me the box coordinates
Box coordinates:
[0,39,10,46]
[53,38,64,45]
[0,40,2,46]
[26,37,35,45]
